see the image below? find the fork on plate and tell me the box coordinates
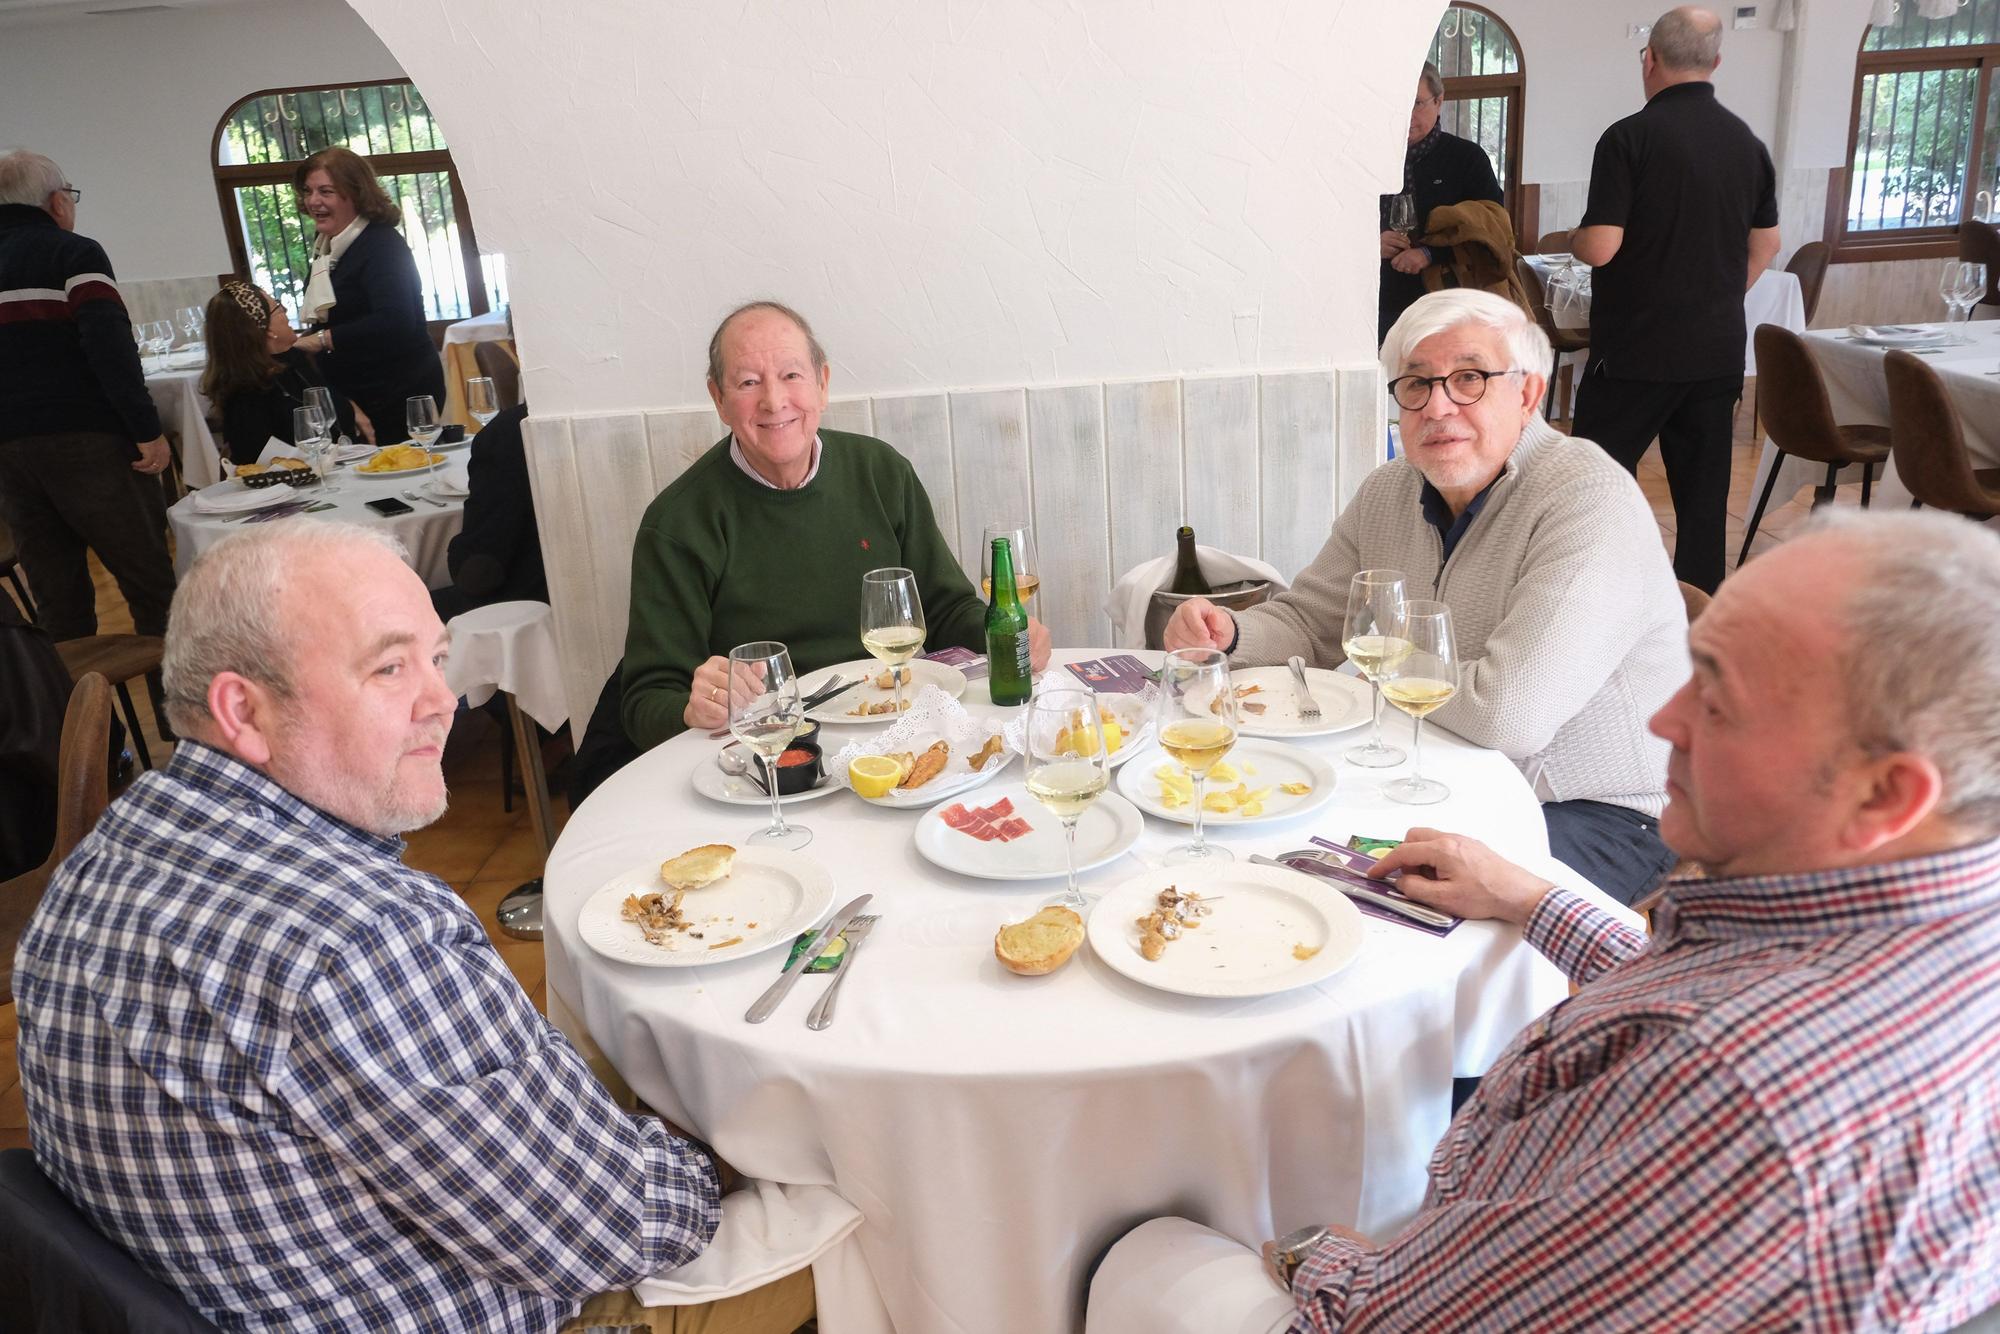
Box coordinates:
[806,914,880,1030]
[1285,655,1321,723]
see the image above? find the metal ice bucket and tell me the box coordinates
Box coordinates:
[1143,579,1273,651]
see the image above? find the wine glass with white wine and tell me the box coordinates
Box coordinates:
[1155,646,1238,864]
[728,640,811,850]
[860,568,926,716]
[1379,600,1459,805]
[1342,569,1410,768]
[981,522,1040,618]
[465,376,500,429]
[1026,688,1111,910]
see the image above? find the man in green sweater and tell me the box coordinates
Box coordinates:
[622,301,1052,748]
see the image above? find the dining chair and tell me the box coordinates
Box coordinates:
[0,672,111,1007]
[0,517,33,622]
[1740,326,1891,565]
[0,1149,222,1333]
[1535,228,1572,254]
[1677,581,1712,625]
[53,636,167,771]
[1960,218,2000,313]
[1784,241,1831,325]
[1513,257,1590,426]
[1882,350,2000,519]
[472,338,522,409]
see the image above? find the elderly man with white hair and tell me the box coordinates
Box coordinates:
[13,523,815,1334]
[1167,287,1687,904]
[1095,508,2000,1332]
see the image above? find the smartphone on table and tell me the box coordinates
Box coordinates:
[365,497,414,516]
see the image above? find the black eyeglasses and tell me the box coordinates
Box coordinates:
[1387,368,1523,411]
[58,185,81,204]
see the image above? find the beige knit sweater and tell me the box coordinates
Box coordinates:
[1230,420,1685,817]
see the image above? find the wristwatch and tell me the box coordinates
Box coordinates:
[1264,1223,1331,1290]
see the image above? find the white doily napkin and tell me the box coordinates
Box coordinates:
[187,480,304,515]
[825,686,1019,790]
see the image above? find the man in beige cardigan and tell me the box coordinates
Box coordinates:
[1165,289,1686,904]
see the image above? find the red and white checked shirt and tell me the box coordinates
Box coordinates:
[1293,839,2000,1333]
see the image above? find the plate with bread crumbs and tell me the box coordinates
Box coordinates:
[1085,863,1364,998]
[576,845,835,967]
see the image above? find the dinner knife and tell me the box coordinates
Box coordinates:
[1246,854,1454,929]
[744,892,872,1023]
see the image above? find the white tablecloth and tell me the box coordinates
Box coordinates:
[445,600,570,731]
[167,457,468,588]
[143,358,225,491]
[1750,322,2000,513]
[543,650,1631,1334]
[443,309,510,346]
[1523,256,1805,378]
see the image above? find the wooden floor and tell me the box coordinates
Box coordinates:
[0,394,1865,1156]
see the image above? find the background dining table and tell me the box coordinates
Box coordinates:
[141,351,226,490]
[1750,320,2000,514]
[1522,253,1806,378]
[542,649,1633,1334]
[165,454,469,587]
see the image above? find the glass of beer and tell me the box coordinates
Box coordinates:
[1155,646,1238,864]
[981,522,1040,617]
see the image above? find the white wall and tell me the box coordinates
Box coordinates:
[0,0,402,282]
[347,0,1446,418]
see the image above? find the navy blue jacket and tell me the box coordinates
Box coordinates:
[316,220,445,429]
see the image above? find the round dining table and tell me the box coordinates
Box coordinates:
[543,650,1623,1334]
[166,453,469,588]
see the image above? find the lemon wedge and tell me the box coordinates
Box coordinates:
[849,755,903,799]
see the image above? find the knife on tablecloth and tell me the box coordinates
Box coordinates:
[744,893,873,1023]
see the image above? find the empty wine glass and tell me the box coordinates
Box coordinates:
[465,376,500,429]
[728,641,811,850]
[1380,600,1459,805]
[406,395,441,449]
[177,305,205,347]
[1954,261,1988,331]
[860,568,926,716]
[1155,646,1238,864]
[980,522,1039,617]
[1025,688,1111,911]
[1342,569,1410,768]
[1387,193,1418,238]
[304,385,336,438]
[146,320,175,357]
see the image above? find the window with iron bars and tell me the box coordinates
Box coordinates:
[1429,3,1526,237]
[211,81,507,330]
[1839,0,1999,258]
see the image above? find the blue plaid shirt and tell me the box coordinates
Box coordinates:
[15,743,720,1332]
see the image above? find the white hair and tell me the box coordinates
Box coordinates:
[1380,288,1552,395]
[0,150,68,209]
[161,523,408,733]
[1808,509,2000,834]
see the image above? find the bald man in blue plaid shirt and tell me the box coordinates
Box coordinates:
[14,524,725,1332]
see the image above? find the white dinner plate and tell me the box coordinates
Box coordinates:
[690,753,844,807]
[1225,666,1371,738]
[913,782,1143,880]
[1086,862,1364,998]
[575,847,836,968]
[1845,323,1944,348]
[852,747,1016,809]
[349,452,447,479]
[1115,737,1338,827]
[801,657,968,724]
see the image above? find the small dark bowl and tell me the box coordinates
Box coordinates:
[792,719,822,750]
[773,738,825,795]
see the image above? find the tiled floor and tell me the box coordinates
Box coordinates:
[0,393,1869,1157]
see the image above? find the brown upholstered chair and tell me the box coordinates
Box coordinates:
[1740,325,1891,564]
[0,518,31,622]
[1785,241,1831,325]
[1961,219,2000,313]
[1514,256,1590,424]
[1883,350,2000,518]
[1677,581,1712,625]
[54,636,166,771]
[1535,229,1572,254]
[0,673,112,1006]
[472,339,522,410]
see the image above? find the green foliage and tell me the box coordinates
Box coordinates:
[1851,67,1974,228]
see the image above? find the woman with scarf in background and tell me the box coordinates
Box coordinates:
[288,146,444,445]
[1378,62,1504,345]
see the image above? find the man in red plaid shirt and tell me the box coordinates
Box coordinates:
[1088,508,2000,1333]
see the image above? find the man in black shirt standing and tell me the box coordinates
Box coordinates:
[1570,6,1780,594]
[1379,62,1505,345]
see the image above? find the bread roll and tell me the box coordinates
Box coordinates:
[659,843,736,890]
[994,906,1084,976]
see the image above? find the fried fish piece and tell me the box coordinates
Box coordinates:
[967,733,1006,771]
[871,666,908,691]
[898,739,950,789]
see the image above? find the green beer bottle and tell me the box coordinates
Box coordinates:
[986,537,1032,706]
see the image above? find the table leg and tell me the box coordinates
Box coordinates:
[506,691,556,857]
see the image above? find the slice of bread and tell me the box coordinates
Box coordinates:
[994,906,1084,976]
[659,843,736,890]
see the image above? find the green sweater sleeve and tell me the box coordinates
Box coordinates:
[897,467,985,652]
[622,521,715,750]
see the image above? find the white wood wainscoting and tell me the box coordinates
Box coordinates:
[523,366,1386,733]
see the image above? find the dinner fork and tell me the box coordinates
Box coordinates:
[1286,655,1321,723]
[806,914,879,1030]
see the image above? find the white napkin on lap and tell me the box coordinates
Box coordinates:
[631,1181,861,1306]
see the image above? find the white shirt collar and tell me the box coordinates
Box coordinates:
[729,435,823,490]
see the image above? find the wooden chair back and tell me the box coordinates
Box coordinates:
[1677,581,1712,624]
[1535,229,1572,253]
[1961,219,2000,308]
[473,340,522,410]
[1784,241,1831,325]
[1752,325,1850,465]
[1883,349,2000,515]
